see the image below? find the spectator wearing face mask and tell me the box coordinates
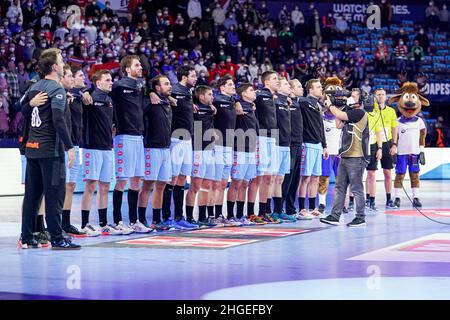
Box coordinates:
[426,1,439,17]
[380,0,393,27]
[291,5,304,26]
[375,39,389,73]
[410,39,424,74]
[414,28,430,53]
[6,0,22,21]
[22,1,37,27]
[212,3,226,26]
[360,78,371,94]
[322,11,336,44]
[86,0,101,18]
[309,10,322,49]
[6,61,19,108]
[294,16,308,51]
[438,4,449,31]
[394,39,408,73]
[85,18,98,44]
[40,8,53,29]
[426,7,441,30]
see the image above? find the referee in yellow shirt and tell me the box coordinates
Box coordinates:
[365,88,398,210]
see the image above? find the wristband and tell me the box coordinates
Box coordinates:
[391,142,397,147]
[377,146,382,150]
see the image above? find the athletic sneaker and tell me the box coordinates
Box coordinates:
[21,238,42,249]
[152,222,172,231]
[114,221,135,235]
[278,212,297,222]
[309,208,325,219]
[295,209,314,220]
[319,215,341,226]
[369,203,378,211]
[63,225,85,237]
[318,204,326,213]
[211,215,226,227]
[176,217,199,230]
[386,199,399,209]
[100,224,123,235]
[34,230,51,246]
[394,198,401,208]
[413,198,422,208]
[346,217,366,227]
[264,213,282,224]
[162,218,187,230]
[237,217,255,226]
[81,224,101,237]
[51,239,81,250]
[248,214,266,225]
[226,216,243,227]
[131,221,153,233]
[187,218,206,229]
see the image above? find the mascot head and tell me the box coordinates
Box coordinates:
[388,82,429,118]
[323,76,344,91]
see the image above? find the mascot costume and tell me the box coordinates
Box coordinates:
[318,77,343,212]
[388,82,429,208]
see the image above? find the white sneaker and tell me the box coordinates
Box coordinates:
[114,221,134,235]
[310,208,325,219]
[227,217,243,227]
[131,221,152,234]
[81,224,101,237]
[100,224,123,236]
[295,209,314,220]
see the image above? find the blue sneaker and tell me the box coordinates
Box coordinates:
[278,212,297,222]
[175,217,199,230]
[163,218,187,230]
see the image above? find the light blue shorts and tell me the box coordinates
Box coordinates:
[300,143,323,177]
[82,149,114,183]
[277,146,291,176]
[231,151,257,181]
[144,148,171,182]
[170,138,193,177]
[192,149,215,180]
[114,135,145,180]
[214,145,233,181]
[256,136,278,176]
[65,146,80,183]
[21,155,26,184]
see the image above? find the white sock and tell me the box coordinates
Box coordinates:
[318,194,326,206]
[412,188,419,198]
[394,188,401,198]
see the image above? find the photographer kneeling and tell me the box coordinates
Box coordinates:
[320,89,370,227]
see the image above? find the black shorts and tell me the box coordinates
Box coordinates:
[367,141,394,171]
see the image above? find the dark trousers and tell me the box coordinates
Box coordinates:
[282,145,302,214]
[21,157,66,242]
[331,157,367,220]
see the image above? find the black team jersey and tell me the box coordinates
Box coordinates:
[70,87,83,146]
[289,96,304,147]
[143,94,172,148]
[254,87,277,137]
[275,94,291,147]
[299,96,327,148]
[110,77,145,136]
[81,88,114,150]
[24,79,73,158]
[171,82,194,139]
[193,102,215,151]
[213,93,236,148]
[235,100,258,153]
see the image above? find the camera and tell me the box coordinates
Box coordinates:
[324,89,351,108]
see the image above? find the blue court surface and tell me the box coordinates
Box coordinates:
[1,180,450,300]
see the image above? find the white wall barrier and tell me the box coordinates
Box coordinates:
[1,148,449,197]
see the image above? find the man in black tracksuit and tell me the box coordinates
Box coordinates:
[282,79,304,217]
[21,48,80,250]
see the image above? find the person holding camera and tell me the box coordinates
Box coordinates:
[320,89,370,227]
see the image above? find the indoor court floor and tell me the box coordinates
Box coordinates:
[0,180,449,300]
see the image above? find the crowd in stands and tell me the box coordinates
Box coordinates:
[0,0,449,146]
